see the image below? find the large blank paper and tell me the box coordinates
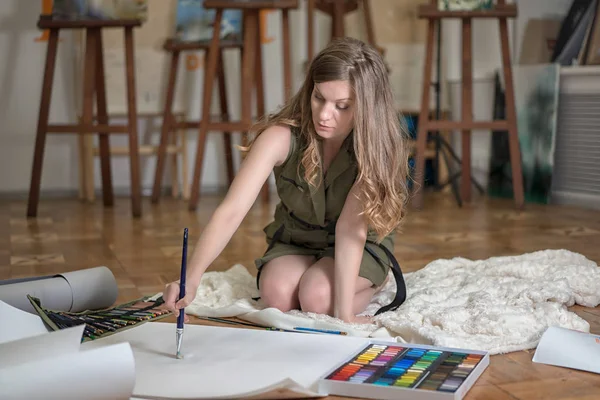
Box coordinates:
[82,322,372,399]
[533,326,600,374]
[0,300,50,344]
[0,325,136,400]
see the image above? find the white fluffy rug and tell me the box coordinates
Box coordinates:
[185,249,600,355]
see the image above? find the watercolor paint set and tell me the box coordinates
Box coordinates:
[27,294,172,342]
[318,341,489,400]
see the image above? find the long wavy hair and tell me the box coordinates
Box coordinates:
[243,37,411,241]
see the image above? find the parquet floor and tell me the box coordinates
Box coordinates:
[2,191,600,399]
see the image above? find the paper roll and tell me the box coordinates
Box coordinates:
[0,266,118,313]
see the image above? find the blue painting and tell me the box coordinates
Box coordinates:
[175,0,242,42]
[52,0,148,21]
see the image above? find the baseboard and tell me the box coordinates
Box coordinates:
[0,185,230,201]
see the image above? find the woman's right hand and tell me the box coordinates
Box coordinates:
[163,280,198,321]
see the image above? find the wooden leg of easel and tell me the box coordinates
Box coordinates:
[498,17,525,210]
[94,29,113,207]
[180,115,190,201]
[189,10,224,211]
[124,26,142,218]
[77,120,86,200]
[460,19,473,203]
[362,0,375,46]
[281,9,291,101]
[332,0,345,38]
[307,0,315,61]
[79,29,98,207]
[240,10,257,150]
[27,28,59,217]
[411,19,435,209]
[217,49,234,186]
[152,50,180,203]
[255,14,269,204]
[170,122,179,199]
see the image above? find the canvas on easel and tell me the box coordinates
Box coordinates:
[488,64,560,204]
[52,0,148,21]
[174,0,242,42]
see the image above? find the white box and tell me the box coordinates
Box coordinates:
[317,340,490,400]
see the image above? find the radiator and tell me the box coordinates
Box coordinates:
[550,66,600,210]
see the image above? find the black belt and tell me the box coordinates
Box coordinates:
[259,211,407,316]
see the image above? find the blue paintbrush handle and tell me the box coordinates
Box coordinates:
[177,228,188,329]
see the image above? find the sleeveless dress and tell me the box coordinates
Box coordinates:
[254,127,407,315]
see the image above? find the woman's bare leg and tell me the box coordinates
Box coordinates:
[258,254,315,312]
[297,257,379,316]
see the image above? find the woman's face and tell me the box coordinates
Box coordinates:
[311,80,355,142]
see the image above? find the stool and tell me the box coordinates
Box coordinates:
[306,0,381,61]
[78,112,190,201]
[151,0,298,211]
[27,15,143,218]
[151,38,240,205]
[411,0,525,210]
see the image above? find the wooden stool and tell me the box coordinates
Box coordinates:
[151,0,298,211]
[411,0,525,210]
[78,112,190,201]
[27,15,143,218]
[151,38,241,205]
[306,0,380,61]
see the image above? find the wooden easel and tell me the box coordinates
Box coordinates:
[306,0,381,61]
[27,16,143,218]
[152,0,298,211]
[411,0,525,210]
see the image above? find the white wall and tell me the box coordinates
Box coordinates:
[0,0,574,198]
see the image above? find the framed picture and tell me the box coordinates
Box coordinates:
[175,0,242,42]
[437,0,493,11]
[52,0,148,21]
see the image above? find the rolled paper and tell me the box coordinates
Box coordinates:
[0,266,118,314]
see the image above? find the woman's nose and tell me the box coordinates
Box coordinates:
[319,104,333,121]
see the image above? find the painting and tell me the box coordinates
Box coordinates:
[437,0,493,11]
[487,64,561,204]
[174,0,242,42]
[52,0,148,21]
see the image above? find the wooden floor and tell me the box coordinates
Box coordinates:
[3,191,600,399]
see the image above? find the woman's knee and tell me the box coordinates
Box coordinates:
[259,275,298,312]
[258,255,314,312]
[298,269,333,315]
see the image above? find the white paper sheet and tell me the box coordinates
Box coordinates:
[532,326,600,374]
[0,300,50,344]
[0,323,136,400]
[82,322,371,399]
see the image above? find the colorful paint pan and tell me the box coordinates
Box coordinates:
[320,342,489,400]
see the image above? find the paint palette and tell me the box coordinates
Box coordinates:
[318,341,489,400]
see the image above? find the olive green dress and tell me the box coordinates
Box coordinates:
[254,127,407,315]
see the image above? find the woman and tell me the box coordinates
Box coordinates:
[163,37,410,324]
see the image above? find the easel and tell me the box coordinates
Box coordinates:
[27,16,143,218]
[152,0,298,211]
[412,0,525,210]
[306,0,381,60]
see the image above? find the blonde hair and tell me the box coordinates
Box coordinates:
[244,37,411,241]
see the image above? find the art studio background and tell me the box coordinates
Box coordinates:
[0,0,598,210]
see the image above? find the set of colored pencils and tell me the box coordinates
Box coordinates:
[43,300,172,341]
